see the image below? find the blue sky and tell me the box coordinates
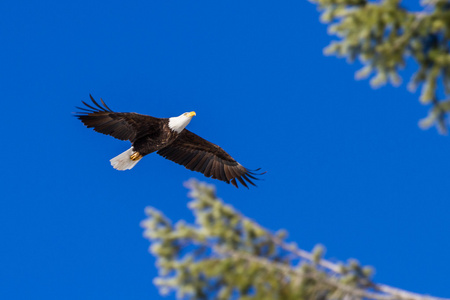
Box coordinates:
[1,0,449,299]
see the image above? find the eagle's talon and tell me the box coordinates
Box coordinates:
[130,152,142,161]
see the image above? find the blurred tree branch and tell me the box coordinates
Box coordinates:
[309,0,450,133]
[141,180,449,300]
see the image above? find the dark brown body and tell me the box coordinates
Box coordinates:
[132,120,179,156]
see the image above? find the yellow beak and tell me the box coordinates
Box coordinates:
[188,111,196,117]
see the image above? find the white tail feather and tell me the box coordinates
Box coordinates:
[110,147,142,170]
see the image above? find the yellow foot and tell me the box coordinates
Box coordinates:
[130,152,143,161]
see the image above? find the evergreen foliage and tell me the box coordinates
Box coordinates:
[309,0,450,133]
[141,180,447,300]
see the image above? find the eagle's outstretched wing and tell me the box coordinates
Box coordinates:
[157,129,265,188]
[75,95,160,142]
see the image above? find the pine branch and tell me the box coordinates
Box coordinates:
[309,0,450,133]
[141,180,449,300]
[225,207,448,300]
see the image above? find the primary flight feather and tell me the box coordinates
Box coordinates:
[75,95,264,188]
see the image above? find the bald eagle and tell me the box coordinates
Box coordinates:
[75,95,264,188]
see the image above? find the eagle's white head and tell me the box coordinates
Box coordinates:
[168,111,196,133]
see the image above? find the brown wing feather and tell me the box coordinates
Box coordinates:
[75,95,161,142]
[157,129,264,188]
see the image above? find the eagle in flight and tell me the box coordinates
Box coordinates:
[75,95,264,188]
